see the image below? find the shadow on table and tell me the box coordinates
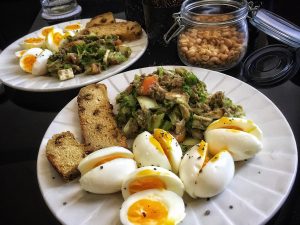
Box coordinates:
[3,86,81,112]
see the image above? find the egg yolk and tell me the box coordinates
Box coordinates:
[137,169,160,176]
[150,136,164,154]
[24,37,44,43]
[153,129,172,162]
[93,154,130,168]
[41,27,53,37]
[197,140,207,157]
[53,32,64,46]
[65,24,81,30]
[127,199,174,225]
[129,177,166,195]
[208,117,246,131]
[21,55,36,73]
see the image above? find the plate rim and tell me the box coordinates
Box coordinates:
[0,18,148,92]
[37,65,298,225]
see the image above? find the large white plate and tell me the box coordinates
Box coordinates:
[37,66,297,225]
[0,19,148,92]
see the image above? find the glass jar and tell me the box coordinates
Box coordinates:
[165,0,249,71]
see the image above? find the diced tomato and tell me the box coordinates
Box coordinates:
[140,75,157,95]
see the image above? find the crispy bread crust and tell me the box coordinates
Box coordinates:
[85,12,115,28]
[46,131,85,181]
[80,21,142,41]
[77,83,127,153]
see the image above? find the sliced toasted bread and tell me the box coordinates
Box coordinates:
[46,131,85,181]
[77,83,127,153]
[80,21,142,41]
[86,12,115,28]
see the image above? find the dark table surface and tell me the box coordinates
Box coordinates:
[0,1,300,225]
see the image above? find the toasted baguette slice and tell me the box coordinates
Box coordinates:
[46,131,85,181]
[77,83,127,153]
[80,21,142,41]
[86,12,115,28]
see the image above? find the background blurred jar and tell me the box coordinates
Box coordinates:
[166,0,249,71]
[40,0,78,15]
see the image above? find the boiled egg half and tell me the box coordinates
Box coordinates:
[133,129,182,173]
[78,146,137,194]
[20,37,45,49]
[179,140,234,198]
[63,22,83,36]
[120,189,186,225]
[38,26,54,39]
[122,166,184,200]
[205,117,263,161]
[45,28,66,52]
[19,48,53,75]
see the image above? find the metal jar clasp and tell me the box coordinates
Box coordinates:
[163,12,185,44]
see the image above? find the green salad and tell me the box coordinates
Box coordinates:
[47,35,131,80]
[116,67,244,150]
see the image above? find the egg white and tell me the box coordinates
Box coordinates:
[133,131,172,170]
[205,128,263,161]
[79,158,137,194]
[179,141,208,198]
[78,147,137,194]
[194,150,234,198]
[38,26,54,39]
[179,141,235,198]
[45,28,66,52]
[19,48,43,73]
[20,37,45,49]
[153,129,182,174]
[78,146,134,175]
[32,49,53,76]
[206,117,263,140]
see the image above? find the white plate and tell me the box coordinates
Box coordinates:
[37,66,297,225]
[0,19,148,92]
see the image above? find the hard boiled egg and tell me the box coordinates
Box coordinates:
[63,22,83,36]
[32,49,53,76]
[122,166,184,200]
[179,140,234,198]
[20,37,45,49]
[78,146,137,194]
[45,28,66,52]
[15,50,27,58]
[19,48,43,73]
[38,26,54,39]
[133,129,182,173]
[120,189,186,225]
[205,117,263,161]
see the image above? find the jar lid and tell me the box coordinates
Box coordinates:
[249,9,300,48]
[242,45,300,86]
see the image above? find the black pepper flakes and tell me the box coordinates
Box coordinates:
[206,198,210,201]
[258,171,261,174]
[229,205,233,209]
[197,156,201,160]
[142,212,146,217]
[52,176,55,179]
[100,166,103,170]
[63,202,67,206]
[204,210,210,216]
[154,168,157,171]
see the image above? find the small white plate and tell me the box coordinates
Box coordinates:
[0,19,148,92]
[37,66,297,225]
